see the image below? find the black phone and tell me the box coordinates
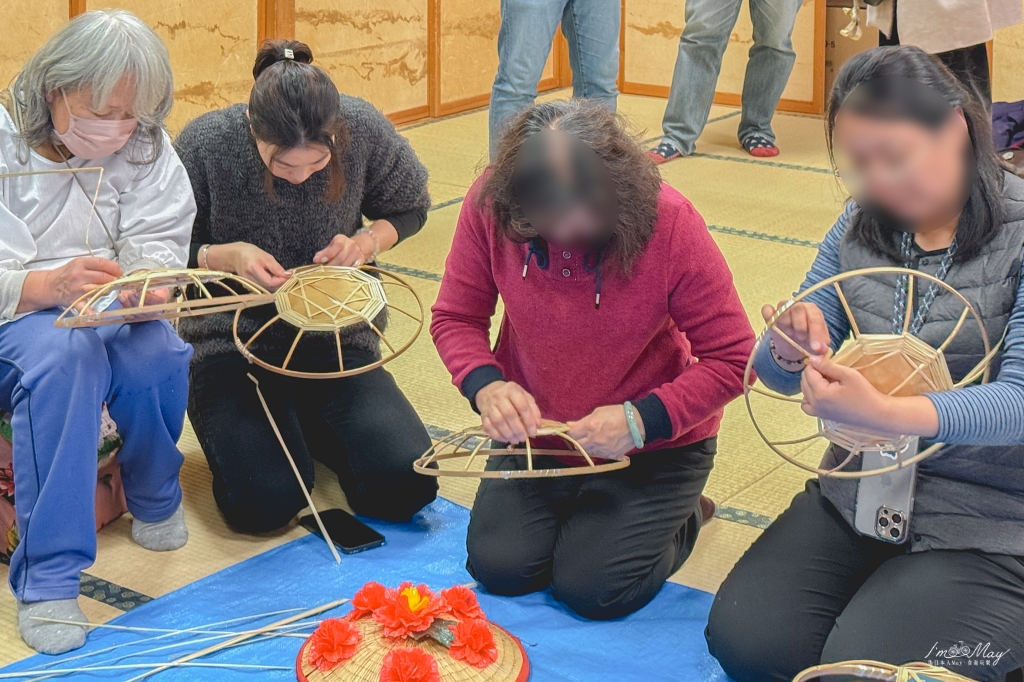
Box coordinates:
[299,508,385,554]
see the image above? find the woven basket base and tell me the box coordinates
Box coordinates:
[296,617,529,682]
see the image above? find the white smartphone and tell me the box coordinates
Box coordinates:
[853,437,919,544]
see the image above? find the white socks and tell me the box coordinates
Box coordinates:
[131,504,188,551]
[17,599,88,654]
[16,506,187,655]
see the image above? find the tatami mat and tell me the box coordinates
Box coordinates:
[0,93,840,666]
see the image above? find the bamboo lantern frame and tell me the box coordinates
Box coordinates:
[792,659,974,682]
[54,268,270,328]
[232,264,424,379]
[744,266,996,479]
[414,420,630,479]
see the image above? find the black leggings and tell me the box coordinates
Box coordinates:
[706,481,1024,682]
[187,352,437,532]
[466,438,716,620]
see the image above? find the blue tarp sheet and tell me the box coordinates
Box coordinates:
[0,499,729,681]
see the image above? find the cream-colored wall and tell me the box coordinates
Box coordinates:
[623,0,818,103]
[295,0,429,116]
[0,0,67,95]
[438,0,555,109]
[994,23,1024,102]
[87,0,258,133]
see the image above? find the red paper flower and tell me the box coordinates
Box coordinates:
[449,619,498,669]
[348,581,392,621]
[441,585,484,621]
[378,647,441,682]
[373,583,449,639]
[307,618,362,671]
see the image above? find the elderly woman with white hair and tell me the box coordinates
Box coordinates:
[0,10,195,653]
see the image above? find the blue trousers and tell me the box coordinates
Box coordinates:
[660,0,802,155]
[0,310,191,602]
[489,0,620,160]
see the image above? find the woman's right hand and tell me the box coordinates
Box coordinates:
[210,242,290,291]
[475,381,542,444]
[761,300,831,362]
[45,257,122,308]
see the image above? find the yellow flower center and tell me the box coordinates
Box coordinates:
[400,586,430,613]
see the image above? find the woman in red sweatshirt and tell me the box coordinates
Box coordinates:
[430,100,754,620]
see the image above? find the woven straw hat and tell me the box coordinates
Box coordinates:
[295,616,529,682]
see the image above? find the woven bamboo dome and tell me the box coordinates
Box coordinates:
[414,420,629,479]
[792,659,974,682]
[54,268,269,328]
[233,264,423,379]
[744,266,995,479]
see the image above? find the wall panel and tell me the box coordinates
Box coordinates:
[295,0,429,122]
[1,0,68,96]
[88,0,258,133]
[434,0,556,116]
[622,0,824,114]
[994,24,1024,103]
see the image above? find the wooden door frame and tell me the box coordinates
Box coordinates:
[258,0,294,44]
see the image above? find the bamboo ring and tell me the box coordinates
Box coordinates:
[792,659,974,682]
[413,420,630,479]
[232,264,424,379]
[744,266,994,479]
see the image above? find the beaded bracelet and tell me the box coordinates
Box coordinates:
[769,338,806,373]
[623,401,645,450]
[355,227,381,263]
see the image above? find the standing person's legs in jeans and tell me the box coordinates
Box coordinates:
[737,0,801,148]
[188,353,436,533]
[466,439,715,620]
[489,0,620,159]
[659,0,800,155]
[706,480,1024,682]
[659,0,743,156]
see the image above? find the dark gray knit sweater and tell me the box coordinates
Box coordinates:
[173,97,430,365]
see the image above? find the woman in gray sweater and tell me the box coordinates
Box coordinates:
[173,40,437,532]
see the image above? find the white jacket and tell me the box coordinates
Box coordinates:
[0,106,195,324]
[868,0,1023,54]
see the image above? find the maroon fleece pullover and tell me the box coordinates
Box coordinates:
[430,178,755,452]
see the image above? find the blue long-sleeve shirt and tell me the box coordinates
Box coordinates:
[754,203,1024,446]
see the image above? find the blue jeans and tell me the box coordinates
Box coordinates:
[0,310,191,602]
[489,0,620,159]
[660,0,802,155]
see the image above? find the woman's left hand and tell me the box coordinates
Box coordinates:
[118,285,172,309]
[314,234,369,267]
[801,356,896,434]
[567,405,640,460]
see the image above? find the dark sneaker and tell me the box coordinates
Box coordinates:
[647,141,683,165]
[741,134,780,158]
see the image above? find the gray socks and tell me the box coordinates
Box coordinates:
[17,599,88,654]
[131,504,188,551]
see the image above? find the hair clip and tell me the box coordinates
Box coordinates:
[284,48,294,60]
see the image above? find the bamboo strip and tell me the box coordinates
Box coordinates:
[249,375,342,565]
[122,599,349,682]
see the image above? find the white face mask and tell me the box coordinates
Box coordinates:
[53,90,137,159]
